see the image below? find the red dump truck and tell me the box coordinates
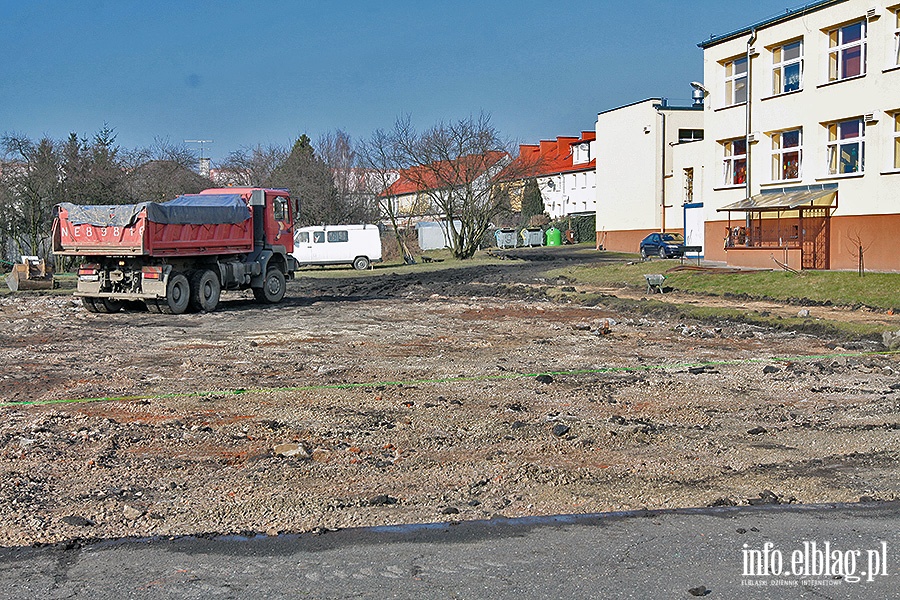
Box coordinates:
[52,187,297,314]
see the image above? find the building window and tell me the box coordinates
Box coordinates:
[683,168,694,203]
[771,129,802,181]
[724,56,748,104]
[894,9,900,66]
[772,40,803,93]
[826,118,865,175]
[893,112,900,169]
[723,138,747,186]
[678,129,704,142]
[573,142,591,164]
[827,20,866,81]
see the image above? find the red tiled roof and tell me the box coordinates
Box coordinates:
[504,131,595,180]
[383,151,508,196]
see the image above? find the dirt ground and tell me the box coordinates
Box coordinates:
[1,248,898,547]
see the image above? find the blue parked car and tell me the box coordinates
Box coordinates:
[640,232,685,259]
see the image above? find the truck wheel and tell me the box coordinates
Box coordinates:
[190,269,221,312]
[81,297,101,313]
[352,256,370,271]
[97,298,124,313]
[253,267,285,304]
[159,272,190,314]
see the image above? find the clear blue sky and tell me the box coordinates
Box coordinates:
[2,1,797,163]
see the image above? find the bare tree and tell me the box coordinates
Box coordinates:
[389,113,528,259]
[317,130,379,224]
[846,229,871,277]
[125,160,212,202]
[0,134,63,260]
[126,137,199,172]
[218,144,288,187]
[358,128,411,262]
[121,137,210,201]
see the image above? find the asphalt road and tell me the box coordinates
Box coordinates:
[1,502,897,599]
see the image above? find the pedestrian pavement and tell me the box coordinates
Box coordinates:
[1,502,897,599]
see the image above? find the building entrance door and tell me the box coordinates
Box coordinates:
[800,208,829,270]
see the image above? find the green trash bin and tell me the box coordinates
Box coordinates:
[545,227,562,247]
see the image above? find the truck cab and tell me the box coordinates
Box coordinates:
[200,188,295,254]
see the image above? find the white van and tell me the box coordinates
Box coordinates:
[292,224,382,270]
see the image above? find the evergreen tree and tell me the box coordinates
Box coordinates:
[267,135,336,225]
[520,178,544,225]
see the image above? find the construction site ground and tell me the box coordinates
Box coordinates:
[1,247,898,547]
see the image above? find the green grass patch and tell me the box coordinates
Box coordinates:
[550,256,900,310]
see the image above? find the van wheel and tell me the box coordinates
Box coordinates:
[352,256,370,271]
[159,272,190,314]
[253,267,286,303]
[190,269,221,312]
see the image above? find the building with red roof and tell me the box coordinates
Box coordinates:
[508,131,597,219]
[381,151,509,219]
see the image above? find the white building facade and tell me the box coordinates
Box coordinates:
[594,98,704,252]
[541,137,597,220]
[698,0,900,270]
[515,133,597,220]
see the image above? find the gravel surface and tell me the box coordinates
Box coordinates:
[1,248,898,547]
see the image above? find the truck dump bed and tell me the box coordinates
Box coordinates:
[53,194,254,257]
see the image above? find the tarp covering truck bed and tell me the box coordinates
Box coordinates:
[54,194,255,257]
[58,194,252,227]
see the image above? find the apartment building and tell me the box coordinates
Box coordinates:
[698,0,900,271]
[515,132,597,219]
